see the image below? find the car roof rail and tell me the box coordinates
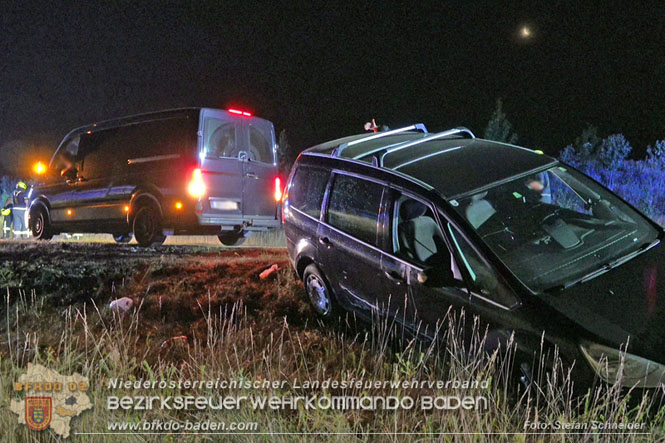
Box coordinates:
[332,123,428,158]
[377,126,475,166]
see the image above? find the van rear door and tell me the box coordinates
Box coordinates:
[199,109,244,220]
[241,119,278,219]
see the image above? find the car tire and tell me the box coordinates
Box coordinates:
[30,207,53,241]
[113,233,133,244]
[512,347,572,395]
[303,264,339,320]
[217,230,249,246]
[132,206,166,247]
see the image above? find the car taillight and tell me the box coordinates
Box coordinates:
[228,108,252,117]
[187,168,206,198]
[274,177,283,202]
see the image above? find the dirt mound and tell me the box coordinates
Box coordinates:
[0,241,314,361]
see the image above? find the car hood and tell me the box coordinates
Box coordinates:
[540,241,665,364]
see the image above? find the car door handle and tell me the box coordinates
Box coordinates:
[318,237,333,248]
[384,271,405,283]
[245,172,258,179]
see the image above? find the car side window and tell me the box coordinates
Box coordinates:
[393,196,442,262]
[288,167,330,218]
[327,174,384,246]
[77,117,198,179]
[248,124,273,163]
[392,195,463,280]
[78,129,119,179]
[55,136,80,178]
[446,222,519,308]
[64,137,79,158]
[205,118,237,158]
[124,117,197,158]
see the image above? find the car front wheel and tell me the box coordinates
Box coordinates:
[30,207,53,240]
[303,264,339,320]
[133,206,166,247]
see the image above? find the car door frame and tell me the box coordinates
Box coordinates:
[440,215,523,348]
[241,119,278,219]
[198,109,245,221]
[45,135,81,225]
[316,169,389,314]
[68,131,118,227]
[379,188,473,341]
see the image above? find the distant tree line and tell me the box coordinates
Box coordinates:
[559,127,665,220]
[483,99,665,222]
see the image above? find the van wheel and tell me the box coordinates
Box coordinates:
[133,206,166,247]
[217,231,249,246]
[303,264,339,320]
[30,207,53,240]
[113,233,133,244]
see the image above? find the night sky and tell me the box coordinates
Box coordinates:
[2,1,664,159]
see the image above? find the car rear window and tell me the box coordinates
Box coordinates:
[248,123,274,163]
[204,119,237,158]
[326,174,384,246]
[288,166,329,218]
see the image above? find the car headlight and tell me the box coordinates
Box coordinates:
[580,342,665,389]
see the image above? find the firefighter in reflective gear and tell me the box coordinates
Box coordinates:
[2,181,29,237]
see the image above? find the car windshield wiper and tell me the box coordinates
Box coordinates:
[544,238,660,293]
[605,238,660,268]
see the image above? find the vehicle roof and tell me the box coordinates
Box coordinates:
[58,107,272,146]
[62,108,201,140]
[303,129,557,199]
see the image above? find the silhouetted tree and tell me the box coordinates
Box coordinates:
[646,140,665,169]
[574,125,601,160]
[277,129,295,176]
[598,134,632,170]
[484,99,518,144]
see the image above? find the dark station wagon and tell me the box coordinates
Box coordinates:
[283,124,665,391]
[29,108,282,246]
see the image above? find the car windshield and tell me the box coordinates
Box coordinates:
[451,165,660,292]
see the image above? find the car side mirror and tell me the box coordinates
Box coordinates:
[61,167,77,182]
[417,267,457,288]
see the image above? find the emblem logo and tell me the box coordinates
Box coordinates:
[25,397,52,431]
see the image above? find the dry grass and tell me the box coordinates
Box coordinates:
[0,243,663,441]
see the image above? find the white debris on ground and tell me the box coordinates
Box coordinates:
[109,297,133,311]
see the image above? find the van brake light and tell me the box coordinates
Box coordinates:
[188,168,206,198]
[274,177,283,202]
[228,108,252,117]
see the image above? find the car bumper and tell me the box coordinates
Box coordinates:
[195,213,281,230]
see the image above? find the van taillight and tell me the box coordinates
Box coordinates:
[274,177,283,202]
[187,168,206,198]
[228,108,252,117]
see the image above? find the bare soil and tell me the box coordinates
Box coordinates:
[0,240,315,362]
